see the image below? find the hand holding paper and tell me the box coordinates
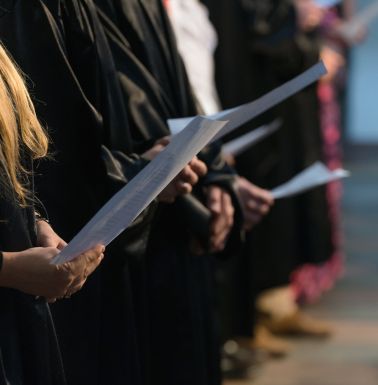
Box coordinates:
[271,162,350,200]
[52,116,227,265]
[141,137,208,202]
[235,177,274,231]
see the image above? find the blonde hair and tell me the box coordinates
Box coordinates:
[0,44,48,204]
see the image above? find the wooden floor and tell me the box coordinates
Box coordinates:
[225,154,378,385]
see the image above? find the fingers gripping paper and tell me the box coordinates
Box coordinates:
[52,116,228,264]
[168,61,327,141]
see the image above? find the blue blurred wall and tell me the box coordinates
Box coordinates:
[347,0,378,143]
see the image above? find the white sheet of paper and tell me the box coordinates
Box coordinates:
[168,61,327,141]
[52,116,228,265]
[271,162,350,200]
[338,1,378,42]
[168,106,238,135]
[222,119,282,157]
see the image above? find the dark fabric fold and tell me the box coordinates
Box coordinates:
[0,1,157,384]
[205,0,334,340]
[0,160,65,385]
[93,1,243,384]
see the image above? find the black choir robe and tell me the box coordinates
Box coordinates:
[92,1,243,384]
[205,0,334,338]
[0,1,157,384]
[0,165,65,385]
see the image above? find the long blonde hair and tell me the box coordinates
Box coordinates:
[0,44,48,204]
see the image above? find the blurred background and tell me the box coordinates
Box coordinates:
[348,0,378,143]
[223,0,378,383]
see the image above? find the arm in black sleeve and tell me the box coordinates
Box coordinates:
[0,0,157,243]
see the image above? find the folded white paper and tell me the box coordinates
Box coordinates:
[222,119,282,157]
[338,1,378,43]
[52,116,228,264]
[168,61,327,142]
[271,162,350,200]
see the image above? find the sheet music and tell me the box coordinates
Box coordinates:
[338,1,378,43]
[168,61,327,142]
[271,162,350,200]
[222,119,282,157]
[52,116,228,264]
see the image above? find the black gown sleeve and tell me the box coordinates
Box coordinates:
[240,0,320,77]
[95,0,244,255]
[0,156,66,385]
[0,0,157,242]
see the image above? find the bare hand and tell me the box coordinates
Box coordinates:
[0,245,105,301]
[223,153,236,167]
[159,157,208,203]
[236,177,274,231]
[36,220,67,250]
[142,137,208,203]
[142,136,171,160]
[206,186,234,252]
[320,44,345,83]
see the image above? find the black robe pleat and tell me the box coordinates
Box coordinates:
[0,169,65,385]
[0,1,156,384]
[205,0,334,339]
[91,1,241,384]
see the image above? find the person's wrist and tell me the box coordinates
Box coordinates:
[0,251,17,288]
[35,211,50,224]
[36,219,52,233]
